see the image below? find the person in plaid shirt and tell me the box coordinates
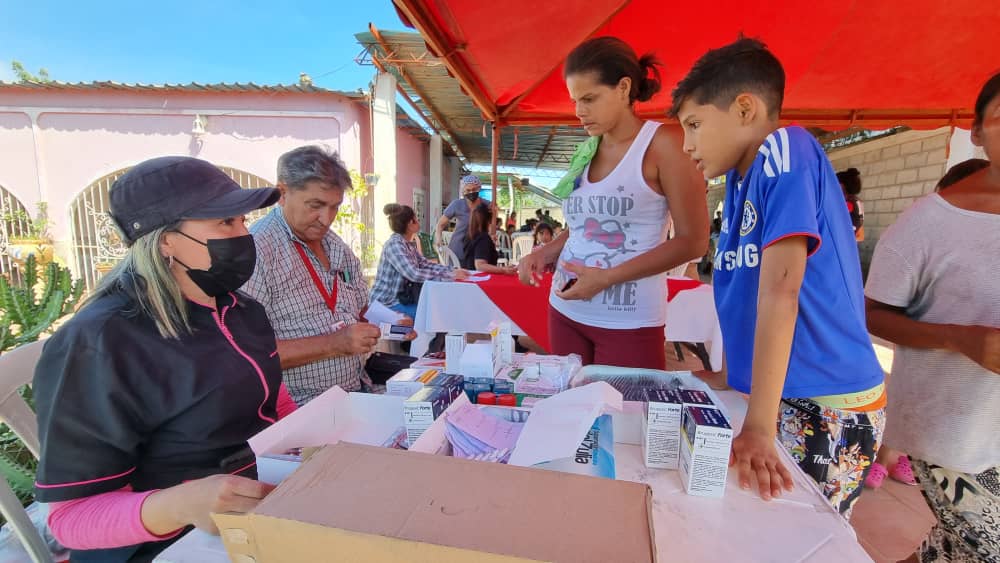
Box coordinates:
[371,203,467,319]
[246,146,414,405]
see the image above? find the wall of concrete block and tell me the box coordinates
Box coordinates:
[826,128,952,271]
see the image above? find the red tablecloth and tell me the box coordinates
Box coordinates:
[462,273,553,352]
[667,277,705,301]
[462,275,706,353]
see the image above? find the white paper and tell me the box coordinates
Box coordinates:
[464,274,491,282]
[364,299,406,324]
[507,382,623,467]
[247,387,404,455]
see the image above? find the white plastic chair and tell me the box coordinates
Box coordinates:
[0,341,54,562]
[496,231,512,261]
[437,246,462,269]
[510,234,535,264]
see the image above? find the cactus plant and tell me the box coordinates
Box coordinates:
[0,254,83,353]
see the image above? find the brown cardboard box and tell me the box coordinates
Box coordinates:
[214,442,655,563]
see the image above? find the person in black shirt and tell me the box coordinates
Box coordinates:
[33,157,287,562]
[461,205,516,275]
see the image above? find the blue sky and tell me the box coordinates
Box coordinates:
[0,0,405,92]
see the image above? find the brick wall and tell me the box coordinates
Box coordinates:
[826,128,952,272]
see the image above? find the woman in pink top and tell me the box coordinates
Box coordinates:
[518,37,707,368]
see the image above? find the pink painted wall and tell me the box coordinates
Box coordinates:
[0,87,370,255]
[395,127,430,217]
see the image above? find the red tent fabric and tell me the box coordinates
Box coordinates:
[394,0,999,130]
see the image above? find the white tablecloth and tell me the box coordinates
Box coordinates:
[411,278,724,371]
[156,388,869,563]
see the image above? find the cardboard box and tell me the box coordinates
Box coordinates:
[214,442,655,563]
[404,385,462,446]
[248,387,405,456]
[678,406,734,498]
[533,414,615,479]
[642,389,716,469]
[490,320,514,365]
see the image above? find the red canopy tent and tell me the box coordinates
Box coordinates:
[393,0,997,130]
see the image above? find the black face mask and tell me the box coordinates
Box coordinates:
[172,232,257,297]
[464,192,480,202]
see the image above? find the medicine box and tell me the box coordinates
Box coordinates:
[403,385,462,447]
[642,388,716,469]
[385,368,440,397]
[678,406,734,498]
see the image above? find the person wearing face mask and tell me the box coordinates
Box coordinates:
[32,156,292,562]
[244,146,411,405]
[435,175,493,264]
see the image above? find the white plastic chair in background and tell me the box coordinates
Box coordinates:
[0,340,55,563]
[496,231,512,261]
[437,246,462,269]
[510,235,535,264]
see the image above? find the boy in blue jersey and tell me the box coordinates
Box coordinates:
[669,38,885,517]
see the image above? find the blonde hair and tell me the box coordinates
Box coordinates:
[84,224,192,339]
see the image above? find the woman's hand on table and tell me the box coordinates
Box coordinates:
[500,265,518,276]
[452,269,470,280]
[553,261,612,301]
[729,427,794,501]
[142,474,275,535]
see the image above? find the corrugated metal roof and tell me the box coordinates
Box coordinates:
[357,29,583,171]
[0,80,363,97]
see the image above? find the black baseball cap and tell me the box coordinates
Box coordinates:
[110,156,280,244]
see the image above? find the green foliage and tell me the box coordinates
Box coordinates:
[336,170,378,269]
[0,254,84,353]
[1,202,51,241]
[10,60,51,83]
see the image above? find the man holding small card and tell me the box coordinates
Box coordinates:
[246,146,416,405]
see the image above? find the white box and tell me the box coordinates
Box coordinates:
[642,389,716,469]
[490,321,514,365]
[385,367,441,397]
[248,387,405,456]
[678,406,734,498]
[403,385,462,447]
[459,341,496,380]
[445,332,465,373]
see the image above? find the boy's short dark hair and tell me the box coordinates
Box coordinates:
[669,37,785,120]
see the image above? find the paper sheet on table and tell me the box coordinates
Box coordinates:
[464,274,491,282]
[507,382,622,467]
[447,403,523,450]
[364,299,405,325]
[248,386,404,455]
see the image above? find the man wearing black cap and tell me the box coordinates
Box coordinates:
[245,145,404,405]
[32,156,291,561]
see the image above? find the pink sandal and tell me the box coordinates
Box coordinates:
[865,462,889,488]
[889,455,918,486]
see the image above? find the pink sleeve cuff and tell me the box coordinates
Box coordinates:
[276,383,298,419]
[48,487,183,550]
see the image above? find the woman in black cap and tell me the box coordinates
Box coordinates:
[32,156,291,562]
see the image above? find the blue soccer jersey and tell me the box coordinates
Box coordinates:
[714,126,883,398]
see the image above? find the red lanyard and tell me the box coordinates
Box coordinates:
[294,242,338,315]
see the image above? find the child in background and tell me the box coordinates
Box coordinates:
[865,72,1000,562]
[670,37,885,518]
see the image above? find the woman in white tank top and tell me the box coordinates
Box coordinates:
[518,37,708,369]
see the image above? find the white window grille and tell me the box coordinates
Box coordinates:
[0,186,33,283]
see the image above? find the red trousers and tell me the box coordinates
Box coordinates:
[548,306,665,370]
